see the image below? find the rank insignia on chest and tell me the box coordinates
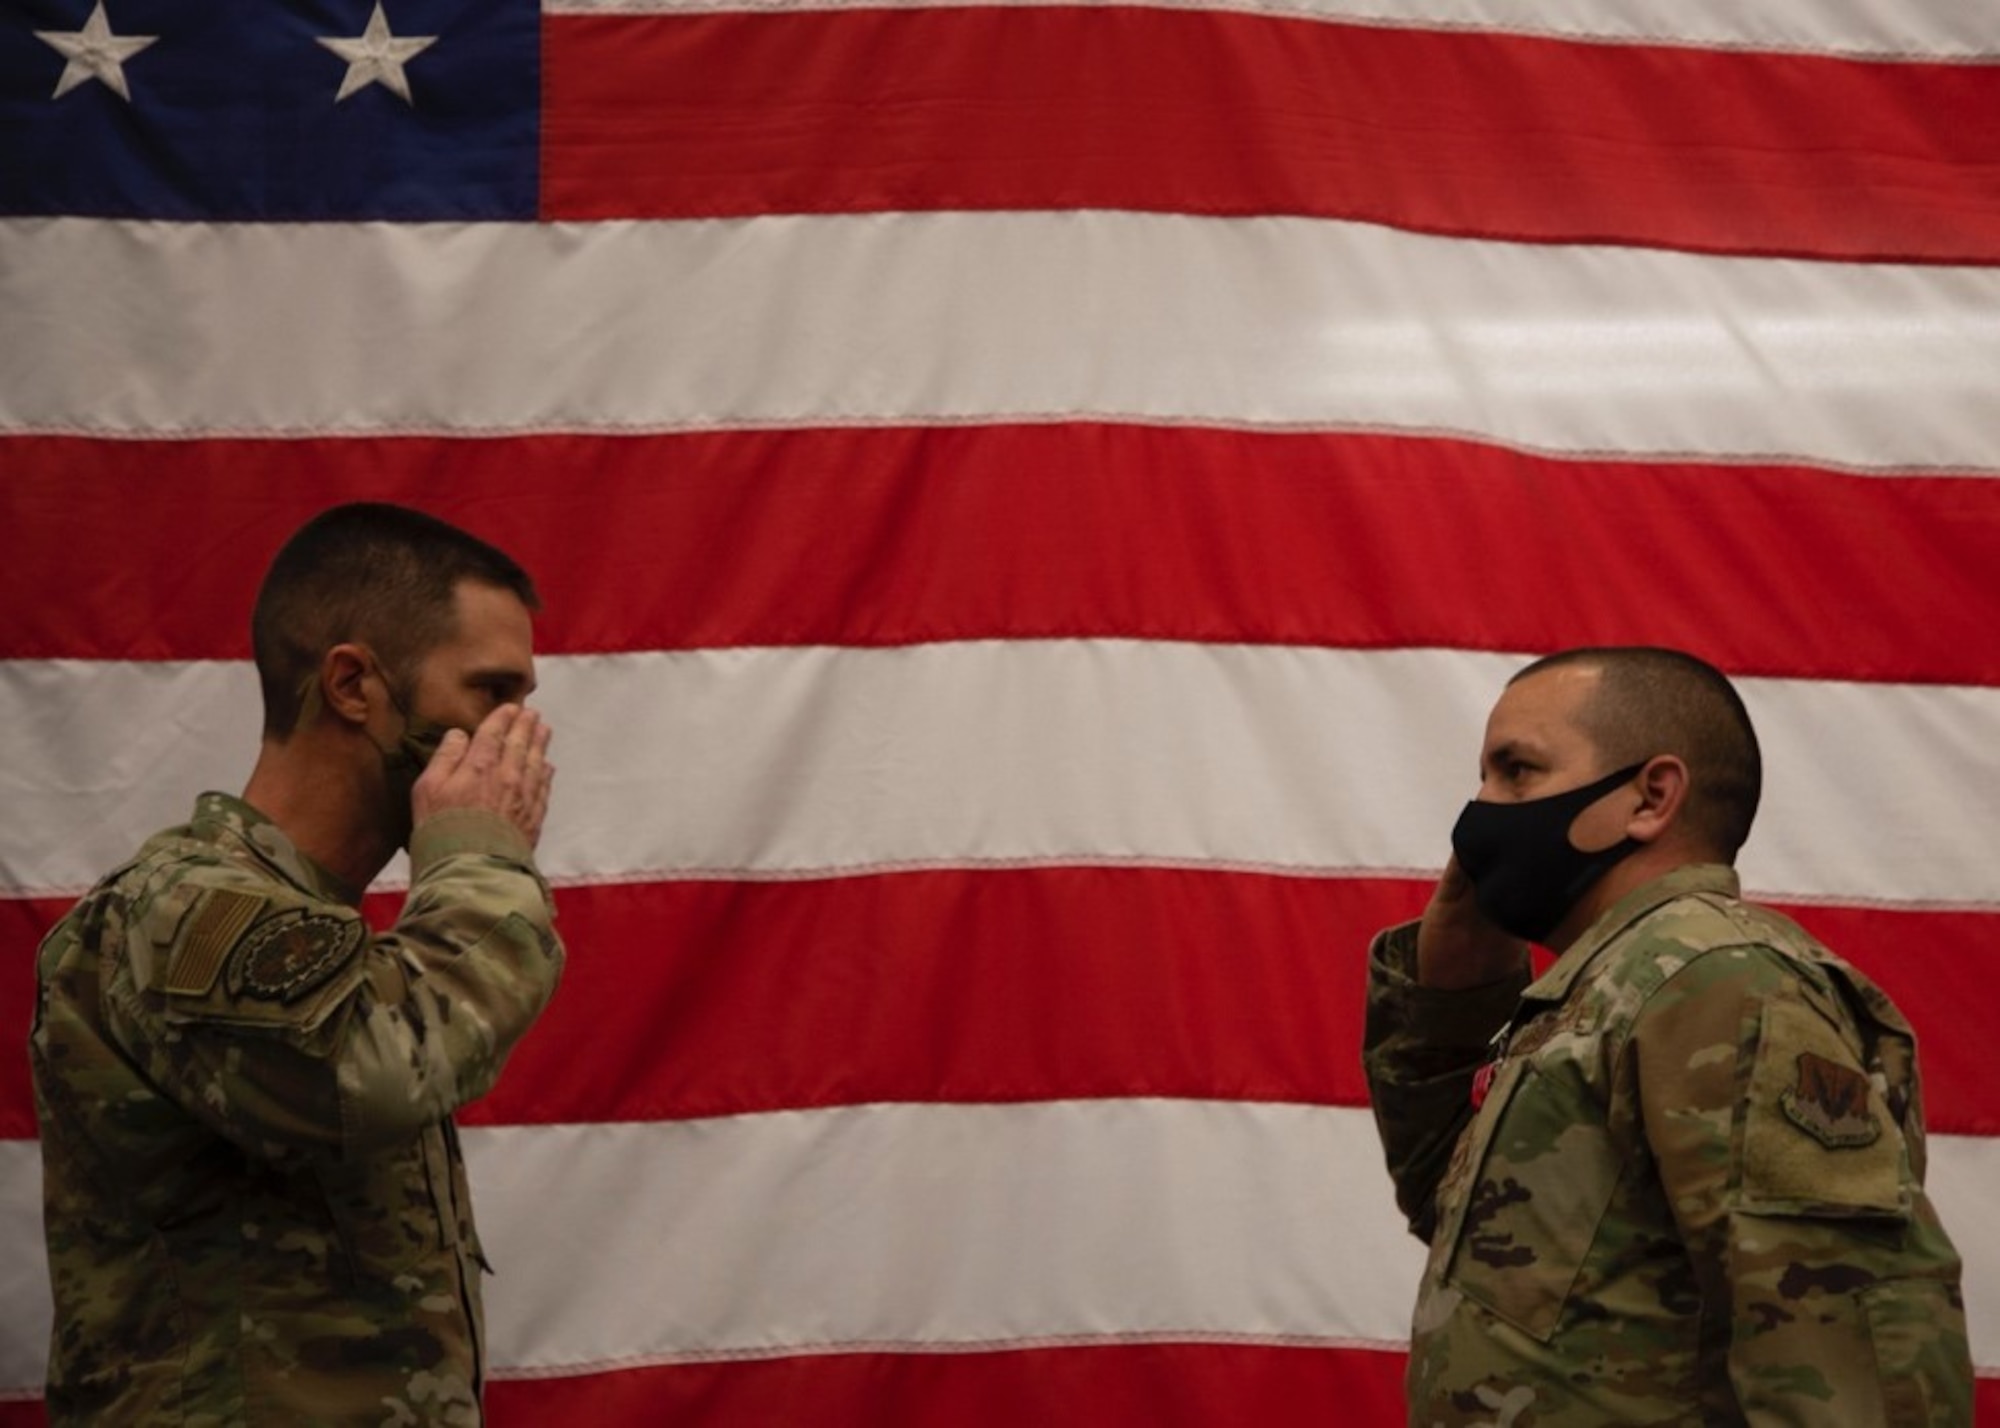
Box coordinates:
[1471,1059,1497,1110]
[1780,1050,1882,1149]
[226,909,366,1003]
[1471,1021,1514,1110]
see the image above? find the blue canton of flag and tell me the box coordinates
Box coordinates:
[0,0,538,218]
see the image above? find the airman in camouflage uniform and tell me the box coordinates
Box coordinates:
[30,504,563,1425]
[1363,648,1970,1426]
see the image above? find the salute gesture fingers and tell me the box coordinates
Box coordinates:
[1416,854,1527,990]
[414,705,556,848]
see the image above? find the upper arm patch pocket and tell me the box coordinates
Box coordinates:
[1741,996,1907,1218]
[158,901,371,1036]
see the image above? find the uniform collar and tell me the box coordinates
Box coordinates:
[1520,862,1740,1009]
[189,790,363,907]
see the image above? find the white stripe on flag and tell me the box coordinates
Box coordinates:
[542,0,2000,61]
[3,647,1997,906]
[469,1101,1426,1371]
[4,215,1998,471]
[0,1138,43,1396]
[3,1111,1998,1395]
[1928,1131,2000,1374]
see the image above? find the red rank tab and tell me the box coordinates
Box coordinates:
[1471,1060,1497,1110]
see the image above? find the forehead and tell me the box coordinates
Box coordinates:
[1483,664,1600,753]
[434,579,536,661]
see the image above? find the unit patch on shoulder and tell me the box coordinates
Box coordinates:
[1780,1050,1881,1149]
[163,888,267,997]
[225,908,366,1004]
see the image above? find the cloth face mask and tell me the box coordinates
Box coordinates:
[1450,762,1647,944]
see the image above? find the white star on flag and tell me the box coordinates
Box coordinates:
[317,3,438,105]
[35,0,158,103]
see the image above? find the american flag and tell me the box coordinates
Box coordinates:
[3,0,1997,1421]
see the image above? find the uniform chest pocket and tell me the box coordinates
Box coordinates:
[1446,1042,1623,1343]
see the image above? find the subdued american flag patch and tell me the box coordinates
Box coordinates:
[162,887,266,999]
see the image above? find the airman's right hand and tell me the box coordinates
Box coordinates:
[413,704,555,849]
[1415,853,1528,989]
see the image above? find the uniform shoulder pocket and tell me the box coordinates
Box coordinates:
[1740,995,1908,1219]
[154,883,371,1036]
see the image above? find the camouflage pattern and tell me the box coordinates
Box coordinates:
[1363,864,1972,1426]
[30,792,565,1426]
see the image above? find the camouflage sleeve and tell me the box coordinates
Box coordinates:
[1630,944,1972,1424]
[105,808,565,1160]
[1361,920,1530,1243]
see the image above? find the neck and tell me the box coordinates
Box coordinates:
[1542,842,1708,953]
[240,729,399,898]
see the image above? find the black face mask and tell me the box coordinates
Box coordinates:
[376,707,450,819]
[346,657,452,843]
[292,661,450,844]
[1450,762,1647,945]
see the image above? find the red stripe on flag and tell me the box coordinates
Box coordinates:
[10,1351,2000,1423]
[456,869,1426,1128]
[6,430,1997,686]
[482,879,2000,1138]
[541,8,2000,262]
[486,1341,1413,1427]
[9,879,1996,1142]
[490,1347,2000,1428]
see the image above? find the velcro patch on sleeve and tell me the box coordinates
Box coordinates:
[1741,995,1905,1217]
[1782,1051,1881,1149]
[225,909,367,1004]
[162,888,267,997]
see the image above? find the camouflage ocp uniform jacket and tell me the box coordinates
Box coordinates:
[1363,864,1970,1427]
[31,792,565,1427]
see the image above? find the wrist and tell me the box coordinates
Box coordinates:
[410,806,535,874]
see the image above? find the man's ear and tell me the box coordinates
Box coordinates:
[1627,754,1690,845]
[320,644,376,726]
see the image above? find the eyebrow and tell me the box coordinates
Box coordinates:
[1483,737,1544,771]
[469,666,536,694]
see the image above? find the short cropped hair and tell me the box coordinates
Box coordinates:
[1514,647,1762,860]
[252,503,539,738]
